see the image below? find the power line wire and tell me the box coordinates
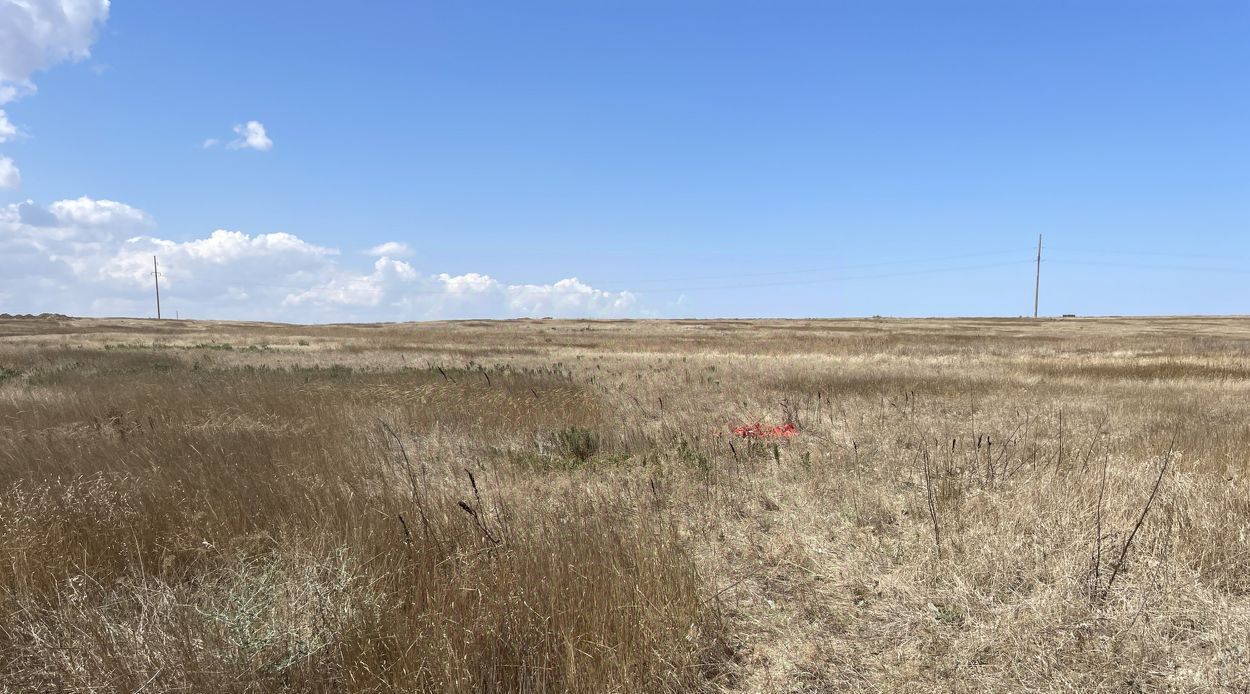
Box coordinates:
[1047,259,1250,275]
[1048,246,1249,263]
[598,260,1035,294]
[153,246,1250,301]
[590,248,1033,287]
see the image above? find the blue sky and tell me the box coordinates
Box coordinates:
[1,1,1247,320]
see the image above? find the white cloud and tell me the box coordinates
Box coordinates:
[201,138,218,149]
[0,0,110,102]
[0,109,17,142]
[506,277,637,316]
[364,241,412,258]
[228,120,272,151]
[0,156,19,188]
[436,272,497,296]
[96,229,337,294]
[0,1,110,189]
[284,257,418,308]
[0,196,644,321]
[287,266,638,320]
[49,196,152,229]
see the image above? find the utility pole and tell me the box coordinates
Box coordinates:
[152,255,162,320]
[1033,234,1042,319]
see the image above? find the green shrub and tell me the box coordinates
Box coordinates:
[552,427,600,463]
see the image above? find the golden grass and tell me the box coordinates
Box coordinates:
[2,315,1250,691]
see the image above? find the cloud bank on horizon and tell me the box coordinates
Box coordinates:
[0,197,640,321]
[0,1,644,321]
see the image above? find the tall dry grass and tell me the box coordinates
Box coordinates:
[0,346,721,692]
[2,315,1250,691]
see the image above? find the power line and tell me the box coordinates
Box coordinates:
[1047,246,1249,263]
[221,259,1035,297]
[596,260,1035,295]
[147,242,1249,308]
[589,247,1033,287]
[1047,259,1250,275]
[185,251,1037,297]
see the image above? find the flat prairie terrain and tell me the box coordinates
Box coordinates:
[2,316,1250,692]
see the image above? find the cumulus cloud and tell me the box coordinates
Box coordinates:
[285,264,638,320]
[202,121,272,151]
[284,257,418,308]
[364,241,413,258]
[228,120,272,151]
[0,0,110,188]
[0,110,17,142]
[0,196,643,321]
[427,274,638,318]
[98,229,337,291]
[48,196,153,229]
[0,0,110,101]
[507,277,636,316]
[436,272,497,296]
[0,155,18,188]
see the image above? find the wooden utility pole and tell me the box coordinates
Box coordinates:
[1033,234,1042,319]
[152,256,162,320]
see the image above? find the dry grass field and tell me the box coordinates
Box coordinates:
[2,315,1250,692]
